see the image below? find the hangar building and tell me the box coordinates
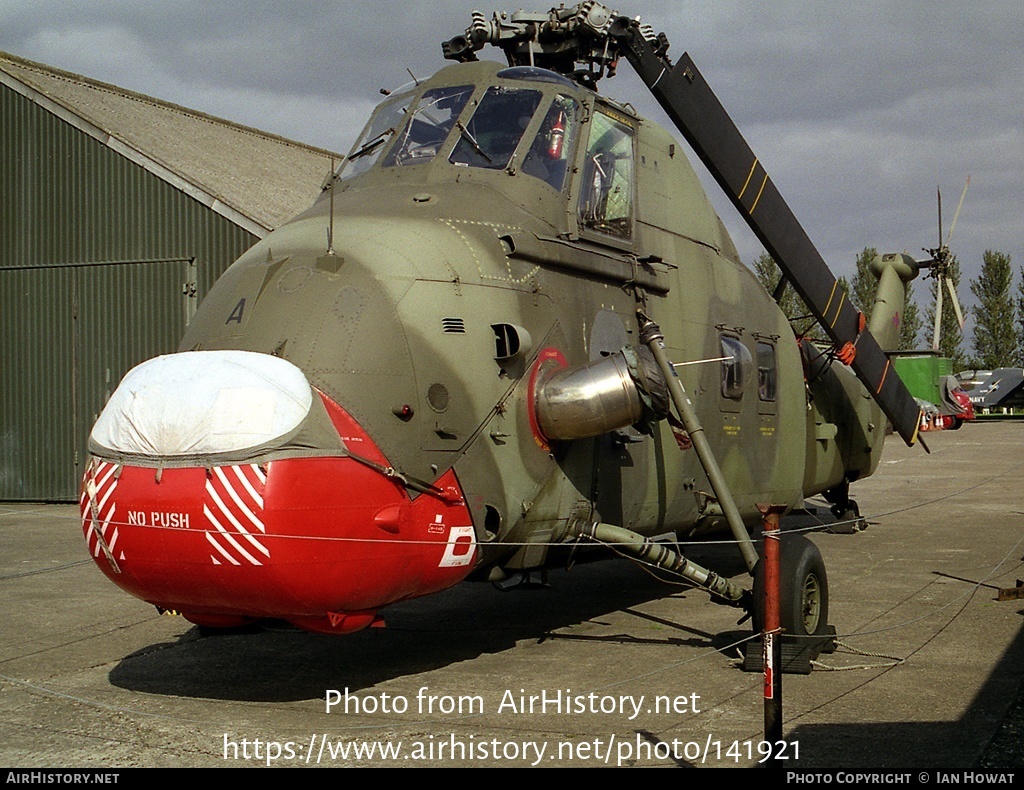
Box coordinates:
[1,52,341,500]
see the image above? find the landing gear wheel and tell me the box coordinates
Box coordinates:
[829,497,860,522]
[828,497,863,533]
[752,534,829,637]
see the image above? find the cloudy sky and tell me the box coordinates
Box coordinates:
[3,1,1021,338]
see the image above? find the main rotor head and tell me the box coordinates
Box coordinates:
[441,3,668,89]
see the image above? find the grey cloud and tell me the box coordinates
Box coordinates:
[1,0,1021,293]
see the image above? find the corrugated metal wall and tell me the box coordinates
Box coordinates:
[1,84,259,500]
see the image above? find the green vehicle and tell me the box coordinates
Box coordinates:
[892,353,973,430]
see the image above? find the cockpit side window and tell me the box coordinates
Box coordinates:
[382,85,474,168]
[449,87,542,171]
[521,95,579,191]
[339,91,414,180]
[578,110,634,240]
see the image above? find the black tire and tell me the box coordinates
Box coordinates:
[752,534,829,637]
[829,497,860,522]
[950,417,964,430]
[196,622,261,637]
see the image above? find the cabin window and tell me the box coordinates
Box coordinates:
[339,91,414,180]
[449,86,542,170]
[756,342,777,402]
[382,85,474,168]
[521,95,579,191]
[720,335,752,400]
[578,110,634,239]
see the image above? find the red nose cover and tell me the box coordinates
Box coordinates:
[80,393,476,633]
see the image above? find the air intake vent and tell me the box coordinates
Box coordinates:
[442,318,466,334]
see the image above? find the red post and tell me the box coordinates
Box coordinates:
[759,505,785,766]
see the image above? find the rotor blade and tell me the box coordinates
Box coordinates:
[946,276,966,329]
[932,279,943,351]
[610,24,922,445]
[946,174,970,246]
[937,186,943,249]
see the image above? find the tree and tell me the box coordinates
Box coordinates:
[753,252,798,317]
[1015,258,1024,367]
[970,250,1017,369]
[845,247,879,319]
[899,284,923,351]
[925,254,968,371]
[751,252,821,338]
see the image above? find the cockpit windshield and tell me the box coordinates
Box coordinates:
[381,85,474,168]
[338,73,582,194]
[449,86,542,170]
[339,91,413,180]
[521,95,579,191]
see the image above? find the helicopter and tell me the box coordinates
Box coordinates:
[80,4,924,639]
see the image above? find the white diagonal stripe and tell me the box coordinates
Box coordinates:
[201,479,268,557]
[91,502,116,557]
[95,462,117,491]
[232,465,264,511]
[95,481,118,518]
[204,481,270,558]
[105,507,118,553]
[203,503,264,565]
[98,497,116,525]
[214,466,264,532]
[205,530,241,565]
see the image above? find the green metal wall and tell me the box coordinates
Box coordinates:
[1,84,260,500]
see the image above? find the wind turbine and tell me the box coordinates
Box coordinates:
[923,176,970,352]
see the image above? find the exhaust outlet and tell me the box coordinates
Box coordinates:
[534,346,667,441]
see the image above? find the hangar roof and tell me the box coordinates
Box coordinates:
[0,51,341,237]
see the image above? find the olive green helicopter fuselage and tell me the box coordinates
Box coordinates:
[183,59,899,577]
[82,55,915,634]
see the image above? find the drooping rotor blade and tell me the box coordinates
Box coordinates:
[610,20,922,445]
[945,275,966,329]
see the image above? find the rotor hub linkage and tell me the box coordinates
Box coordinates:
[441,3,665,88]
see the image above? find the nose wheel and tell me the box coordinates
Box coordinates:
[744,533,834,673]
[752,534,829,638]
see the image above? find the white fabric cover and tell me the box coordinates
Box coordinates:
[90,351,314,457]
